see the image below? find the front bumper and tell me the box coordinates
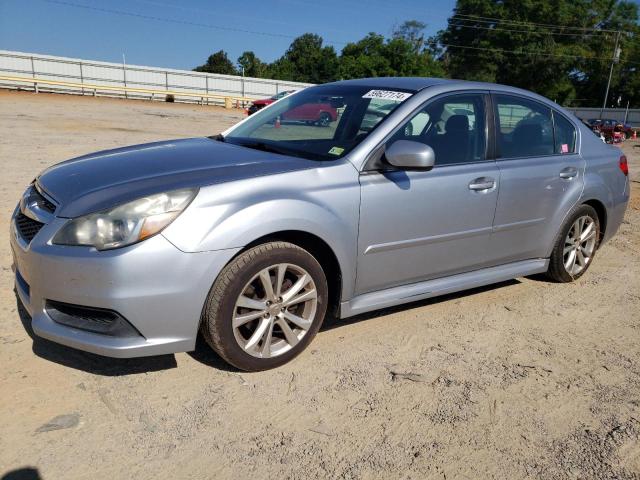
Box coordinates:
[11,211,240,358]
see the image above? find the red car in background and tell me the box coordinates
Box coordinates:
[248,91,339,127]
[247,90,295,115]
[281,101,338,126]
[587,118,634,142]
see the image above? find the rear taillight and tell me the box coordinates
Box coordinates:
[619,155,628,176]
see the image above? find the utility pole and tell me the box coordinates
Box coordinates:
[600,30,621,119]
[624,99,630,124]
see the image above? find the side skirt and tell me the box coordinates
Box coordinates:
[339,259,549,319]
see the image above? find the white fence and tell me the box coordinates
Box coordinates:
[0,50,313,106]
[566,107,640,128]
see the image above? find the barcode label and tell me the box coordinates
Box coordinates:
[362,90,413,101]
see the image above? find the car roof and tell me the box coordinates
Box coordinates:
[324,77,560,101]
[329,77,453,91]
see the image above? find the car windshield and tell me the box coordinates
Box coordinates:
[224,85,415,161]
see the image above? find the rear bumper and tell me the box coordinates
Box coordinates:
[601,179,630,245]
[11,213,240,358]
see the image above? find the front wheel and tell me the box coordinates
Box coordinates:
[201,242,328,371]
[546,205,600,282]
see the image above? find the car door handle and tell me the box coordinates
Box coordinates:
[468,177,496,191]
[559,167,578,179]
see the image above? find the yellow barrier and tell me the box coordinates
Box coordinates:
[0,75,254,108]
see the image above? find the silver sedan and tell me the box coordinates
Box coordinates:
[11,78,629,371]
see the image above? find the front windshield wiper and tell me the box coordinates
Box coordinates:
[210,133,225,142]
[235,140,300,157]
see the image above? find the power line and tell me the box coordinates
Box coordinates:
[38,0,639,66]
[40,0,350,45]
[450,13,628,34]
[438,42,639,65]
[448,21,614,38]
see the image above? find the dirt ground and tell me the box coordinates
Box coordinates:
[1,90,639,480]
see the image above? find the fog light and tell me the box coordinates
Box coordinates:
[45,300,141,338]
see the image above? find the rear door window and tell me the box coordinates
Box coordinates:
[494,94,554,158]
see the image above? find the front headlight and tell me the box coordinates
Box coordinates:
[53,188,198,250]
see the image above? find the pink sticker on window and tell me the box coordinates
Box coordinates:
[561,144,569,153]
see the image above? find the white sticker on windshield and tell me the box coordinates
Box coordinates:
[362,90,413,101]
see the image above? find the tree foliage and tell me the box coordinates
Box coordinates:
[193,22,442,84]
[237,51,266,78]
[192,10,639,106]
[193,50,237,75]
[437,0,640,106]
[339,30,444,79]
[267,33,339,84]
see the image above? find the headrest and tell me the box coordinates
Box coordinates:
[445,115,469,132]
[513,123,542,143]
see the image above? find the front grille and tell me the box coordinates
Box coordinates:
[15,213,44,243]
[35,189,57,213]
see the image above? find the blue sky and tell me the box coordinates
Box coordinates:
[0,0,456,69]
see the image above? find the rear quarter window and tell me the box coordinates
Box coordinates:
[553,113,576,154]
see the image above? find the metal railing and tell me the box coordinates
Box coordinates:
[565,107,640,128]
[0,50,313,107]
[0,74,254,108]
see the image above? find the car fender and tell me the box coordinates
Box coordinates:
[162,162,361,300]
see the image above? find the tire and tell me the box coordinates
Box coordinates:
[546,205,600,283]
[316,112,331,127]
[201,242,328,371]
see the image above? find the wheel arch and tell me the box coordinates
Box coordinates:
[235,230,343,319]
[581,198,607,243]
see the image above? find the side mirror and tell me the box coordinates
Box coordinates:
[385,140,435,170]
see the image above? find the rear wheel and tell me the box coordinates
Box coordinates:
[201,242,328,371]
[547,205,600,282]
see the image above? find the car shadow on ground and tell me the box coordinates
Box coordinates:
[15,279,522,376]
[2,467,42,480]
[186,336,239,372]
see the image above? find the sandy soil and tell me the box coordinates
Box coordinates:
[1,90,639,480]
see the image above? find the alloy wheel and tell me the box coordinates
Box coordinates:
[563,215,597,276]
[232,263,317,358]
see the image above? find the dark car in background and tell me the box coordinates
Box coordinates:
[247,90,295,115]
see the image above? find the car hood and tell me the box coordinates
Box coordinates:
[37,137,317,218]
[252,99,273,106]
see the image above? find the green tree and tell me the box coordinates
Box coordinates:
[392,20,427,53]
[194,50,237,75]
[573,1,640,107]
[437,0,639,106]
[338,33,394,78]
[237,51,266,78]
[339,25,444,80]
[266,33,339,83]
